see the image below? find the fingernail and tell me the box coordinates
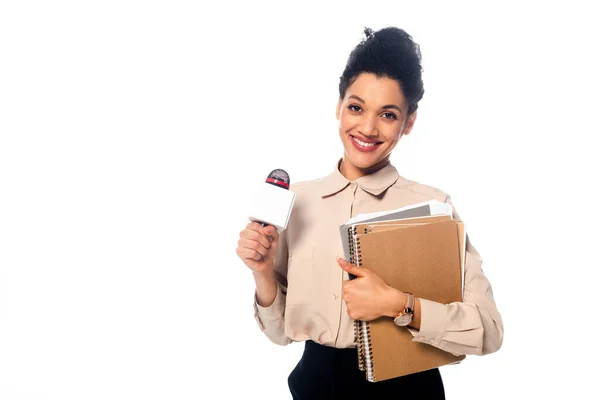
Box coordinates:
[336,257,348,266]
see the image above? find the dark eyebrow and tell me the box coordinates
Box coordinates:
[348,95,365,103]
[348,95,402,114]
[382,104,402,114]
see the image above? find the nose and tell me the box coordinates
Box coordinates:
[358,114,378,137]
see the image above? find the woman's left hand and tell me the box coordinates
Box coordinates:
[337,257,399,321]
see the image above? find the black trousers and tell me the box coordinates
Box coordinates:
[288,340,445,400]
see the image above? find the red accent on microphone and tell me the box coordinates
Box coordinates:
[266,178,290,189]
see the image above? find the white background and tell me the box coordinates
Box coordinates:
[1,1,599,399]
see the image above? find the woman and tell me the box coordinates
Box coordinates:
[236,27,503,399]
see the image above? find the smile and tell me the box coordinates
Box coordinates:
[350,135,382,152]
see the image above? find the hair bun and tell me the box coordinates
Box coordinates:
[339,26,425,114]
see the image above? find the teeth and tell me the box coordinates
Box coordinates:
[354,137,377,147]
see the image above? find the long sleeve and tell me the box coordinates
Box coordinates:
[252,228,292,346]
[408,196,504,356]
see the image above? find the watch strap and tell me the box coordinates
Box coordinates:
[404,292,414,314]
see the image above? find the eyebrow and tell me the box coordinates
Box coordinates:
[348,95,402,114]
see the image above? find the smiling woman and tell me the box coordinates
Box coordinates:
[336,74,416,180]
[236,26,503,399]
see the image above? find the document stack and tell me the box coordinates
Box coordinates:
[339,200,466,382]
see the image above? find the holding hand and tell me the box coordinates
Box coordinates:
[237,222,280,275]
[337,257,404,322]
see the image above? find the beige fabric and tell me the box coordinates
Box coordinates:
[253,160,503,356]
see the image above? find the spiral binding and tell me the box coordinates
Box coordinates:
[354,319,365,371]
[349,226,376,382]
[349,227,365,371]
[362,320,375,382]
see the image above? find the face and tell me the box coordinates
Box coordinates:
[336,73,416,180]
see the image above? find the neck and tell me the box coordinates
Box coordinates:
[339,155,390,181]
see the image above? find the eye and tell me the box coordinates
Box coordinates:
[382,112,397,120]
[348,104,362,113]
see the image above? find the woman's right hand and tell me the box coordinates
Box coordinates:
[236,222,280,275]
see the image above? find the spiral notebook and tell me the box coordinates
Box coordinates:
[339,200,452,265]
[344,212,466,382]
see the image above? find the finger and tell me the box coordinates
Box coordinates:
[238,238,269,257]
[247,221,266,233]
[261,225,279,241]
[236,246,263,261]
[347,307,359,320]
[341,288,350,302]
[336,257,366,277]
[342,280,350,293]
[240,229,271,250]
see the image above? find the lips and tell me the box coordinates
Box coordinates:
[350,135,382,153]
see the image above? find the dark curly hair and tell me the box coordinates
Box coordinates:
[339,27,425,115]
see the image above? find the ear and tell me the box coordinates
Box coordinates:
[336,99,343,120]
[402,111,418,136]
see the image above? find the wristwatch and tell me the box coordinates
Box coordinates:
[393,292,414,327]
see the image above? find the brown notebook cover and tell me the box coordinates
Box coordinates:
[352,219,465,382]
[351,215,457,372]
[358,218,465,296]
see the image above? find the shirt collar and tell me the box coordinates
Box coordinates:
[320,159,400,197]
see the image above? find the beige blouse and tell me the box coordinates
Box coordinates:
[253,161,503,356]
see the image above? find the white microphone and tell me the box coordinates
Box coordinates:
[248,169,296,232]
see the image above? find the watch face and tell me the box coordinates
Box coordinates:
[394,314,411,327]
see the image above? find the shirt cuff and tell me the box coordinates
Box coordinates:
[253,285,285,330]
[408,298,448,347]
